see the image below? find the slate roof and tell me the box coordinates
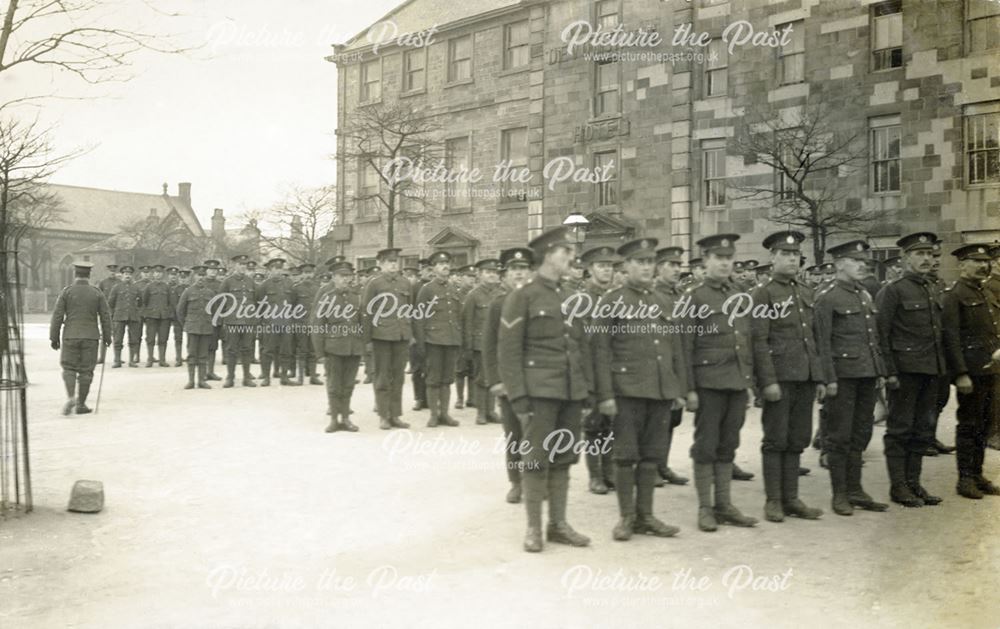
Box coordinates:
[40,183,205,238]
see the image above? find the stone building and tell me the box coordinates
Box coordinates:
[330,0,1000,275]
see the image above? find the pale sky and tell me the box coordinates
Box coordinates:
[5,0,401,227]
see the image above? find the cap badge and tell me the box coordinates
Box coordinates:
[786,235,795,244]
[514,252,523,259]
[721,238,730,247]
[856,243,863,251]
[918,235,928,243]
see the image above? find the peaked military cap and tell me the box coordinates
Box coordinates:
[376,247,402,260]
[655,246,684,264]
[884,255,902,267]
[743,259,759,271]
[203,259,222,268]
[951,244,992,261]
[697,233,739,256]
[818,262,835,273]
[896,232,937,252]
[617,237,659,260]
[230,254,250,264]
[428,251,452,265]
[264,258,286,269]
[475,258,501,271]
[105,264,119,271]
[581,246,618,265]
[119,265,135,273]
[528,226,576,257]
[330,261,354,275]
[827,240,871,261]
[500,248,533,268]
[688,257,704,269]
[762,230,806,251]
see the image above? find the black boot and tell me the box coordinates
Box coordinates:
[906,453,942,505]
[601,445,616,490]
[223,357,236,388]
[439,386,459,426]
[426,386,440,427]
[455,377,465,409]
[145,343,155,367]
[61,372,77,415]
[184,364,196,389]
[296,358,305,386]
[158,344,168,367]
[206,352,221,380]
[75,380,92,414]
[174,340,183,366]
[522,471,545,553]
[612,463,636,541]
[846,451,887,511]
[308,358,323,385]
[713,462,758,527]
[113,347,123,368]
[506,461,522,504]
[694,463,717,532]
[585,446,608,494]
[242,362,257,387]
[260,358,271,387]
[634,462,679,537]
[762,452,784,522]
[732,463,755,481]
[828,452,853,515]
[887,455,923,507]
[546,466,590,546]
[197,363,212,389]
[782,453,823,519]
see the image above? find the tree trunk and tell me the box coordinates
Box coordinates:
[385,192,395,249]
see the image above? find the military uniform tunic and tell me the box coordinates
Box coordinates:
[362,272,413,420]
[941,277,1000,479]
[414,277,463,387]
[498,274,593,471]
[312,282,366,420]
[875,272,947,457]
[50,279,111,389]
[177,280,217,363]
[142,279,173,350]
[107,280,143,355]
[681,277,753,464]
[220,273,258,363]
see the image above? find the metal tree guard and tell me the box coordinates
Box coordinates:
[0,247,33,516]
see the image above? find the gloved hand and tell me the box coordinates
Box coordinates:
[51,340,60,350]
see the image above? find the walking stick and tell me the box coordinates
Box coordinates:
[95,342,108,414]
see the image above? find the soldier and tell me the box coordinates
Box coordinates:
[312,261,365,433]
[200,260,224,381]
[612,260,626,288]
[292,262,323,386]
[987,245,1000,451]
[941,244,1000,499]
[218,254,258,388]
[682,233,758,532]
[167,267,185,366]
[742,260,759,287]
[576,245,619,494]
[462,258,503,425]
[409,258,432,411]
[747,231,826,523]
[414,251,463,428]
[860,259,882,298]
[256,258,298,387]
[454,263,478,409]
[140,264,172,367]
[755,263,773,287]
[689,257,706,284]
[803,265,819,288]
[593,237,685,541]
[483,248,534,504]
[925,242,957,456]
[813,241,889,515]
[50,261,111,414]
[107,265,142,368]
[176,265,216,389]
[498,226,593,553]
[652,246,689,487]
[362,248,412,430]
[883,256,903,284]
[875,231,946,507]
[98,264,120,296]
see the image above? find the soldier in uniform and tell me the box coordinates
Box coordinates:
[414,251,463,428]
[755,263,772,287]
[682,234,758,532]
[107,265,142,368]
[860,259,882,298]
[875,232,946,507]
[256,258,298,387]
[362,248,413,429]
[883,256,903,284]
[218,254,258,388]
[941,244,1000,499]
[689,257,706,284]
[454,263,478,409]
[652,246,689,487]
[612,260,626,288]
[742,260,759,288]
[462,258,503,424]
[141,264,172,367]
[483,248,534,504]
[750,230,825,523]
[200,260,224,381]
[167,267,185,366]
[409,259,431,411]
[593,237,685,541]
[177,266,216,389]
[987,245,1000,451]
[925,242,957,456]
[575,245,619,495]
[50,261,111,414]
[498,226,593,552]
[98,264,120,296]
[814,241,889,515]
[292,263,323,386]
[312,261,365,433]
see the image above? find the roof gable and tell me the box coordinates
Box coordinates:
[41,183,205,238]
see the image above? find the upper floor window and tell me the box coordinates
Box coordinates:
[504,21,530,70]
[595,150,618,208]
[872,1,903,70]
[870,115,901,193]
[360,59,381,102]
[778,21,804,84]
[402,49,426,92]
[702,140,726,207]
[594,60,620,116]
[448,35,473,82]
[705,39,728,97]
[596,0,620,30]
[965,101,1000,186]
[968,0,1000,53]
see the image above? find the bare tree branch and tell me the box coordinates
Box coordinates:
[729,91,877,263]
[250,184,338,266]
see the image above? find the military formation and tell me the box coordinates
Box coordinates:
[51,227,1000,553]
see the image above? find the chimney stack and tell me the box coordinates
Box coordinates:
[212,208,226,242]
[178,182,192,206]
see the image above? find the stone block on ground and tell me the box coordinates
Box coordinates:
[67,480,104,513]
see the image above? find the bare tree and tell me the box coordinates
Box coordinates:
[0,0,191,95]
[730,92,876,263]
[0,117,80,249]
[252,184,337,265]
[338,101,443,248]
[6,188,65,286]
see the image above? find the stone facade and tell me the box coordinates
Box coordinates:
[332,0,1000,277]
